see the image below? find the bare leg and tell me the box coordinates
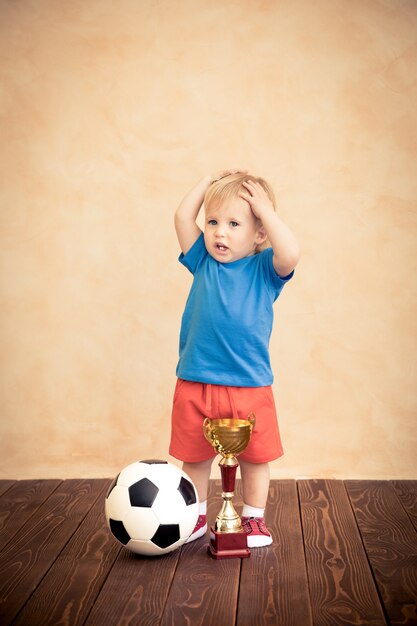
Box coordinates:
[239,460,270,508]
[182,458,214,502]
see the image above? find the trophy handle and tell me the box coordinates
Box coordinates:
[247,412,256,428]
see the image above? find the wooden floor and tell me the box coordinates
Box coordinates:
[0,479,416,626]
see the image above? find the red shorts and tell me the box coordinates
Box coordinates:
[169,379,284,464]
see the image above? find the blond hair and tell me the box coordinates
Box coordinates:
[203,173,275,252]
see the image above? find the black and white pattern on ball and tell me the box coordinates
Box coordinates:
[109,519,130,545]
[151,524,180,549]
[129,478,159,507]
[178,477,197,506]
[105,460,199,556]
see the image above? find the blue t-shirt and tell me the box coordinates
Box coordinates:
[176,234,294,387]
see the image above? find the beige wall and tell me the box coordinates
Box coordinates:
[1,0,416,479]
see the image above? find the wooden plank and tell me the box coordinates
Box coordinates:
[237,479,312,626]
[3,477,414,626]
[391,480,417,532]
[13,479,118,626]
[346,480,417,626]
[299,479,386,626]
[84,541,181,626]
[0,478,106,625]
[161,480,241,626]
[0,481,16,498]
[0,479,62,553]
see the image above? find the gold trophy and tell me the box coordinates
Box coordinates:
[203,413,256,559]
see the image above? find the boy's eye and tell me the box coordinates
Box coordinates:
[208,219,217,226]
[230,221,239,227]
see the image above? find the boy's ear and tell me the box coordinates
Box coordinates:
[256,225,267,244]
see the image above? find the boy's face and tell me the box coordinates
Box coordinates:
[204,197,266,263]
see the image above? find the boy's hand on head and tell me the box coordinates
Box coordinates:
[239,180,274,219]
[210,168,248,184]
[240,179,300,275]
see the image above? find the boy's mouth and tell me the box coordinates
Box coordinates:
[215,243,229,252]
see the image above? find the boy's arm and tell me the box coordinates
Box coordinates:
[239,180,300,277]
[175,169,248,255]
[174,175,211,255]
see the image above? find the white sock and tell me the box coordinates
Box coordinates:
[199,500,207,515]
[242,503,265,519]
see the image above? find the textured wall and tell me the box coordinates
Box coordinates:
[1,0,416,479]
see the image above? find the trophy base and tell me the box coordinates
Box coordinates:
[208,527,250,559]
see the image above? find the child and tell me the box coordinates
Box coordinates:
[169,168,300,547]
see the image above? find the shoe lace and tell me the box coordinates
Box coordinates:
[242,516,268,535]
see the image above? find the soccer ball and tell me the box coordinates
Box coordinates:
[105,459,199,556]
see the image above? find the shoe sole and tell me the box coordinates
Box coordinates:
[247,535,273,548]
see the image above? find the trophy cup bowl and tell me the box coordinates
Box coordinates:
[203,418,254,458]
[203,413,256,559]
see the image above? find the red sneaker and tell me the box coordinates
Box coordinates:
[241,516,273,548]
[186,515,207,543]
